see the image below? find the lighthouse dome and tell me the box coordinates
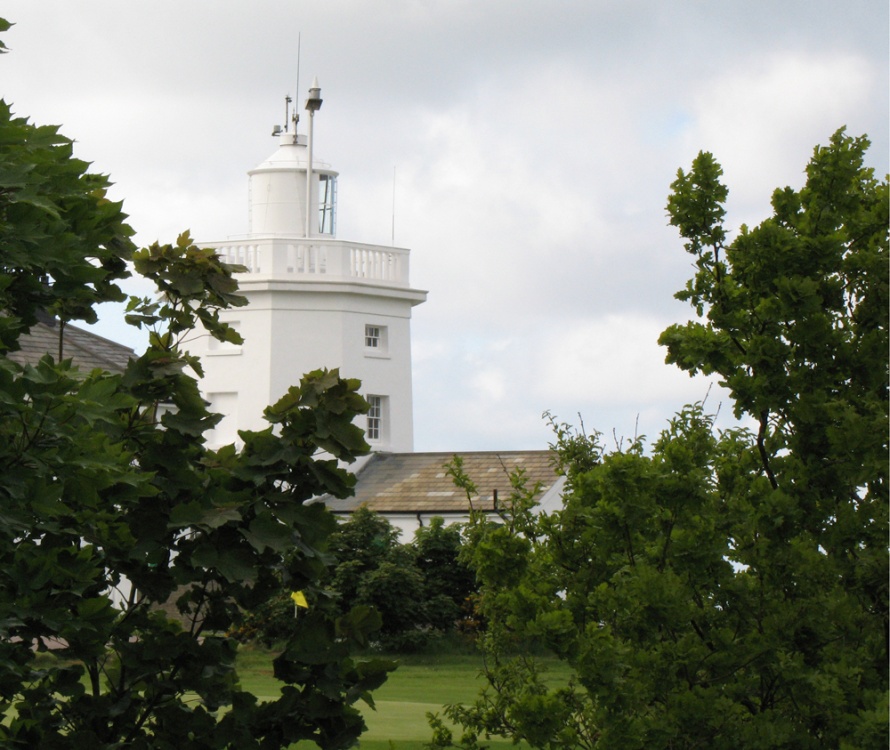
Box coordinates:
[247,131,338,237]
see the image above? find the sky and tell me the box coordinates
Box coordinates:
[3,1,888,452]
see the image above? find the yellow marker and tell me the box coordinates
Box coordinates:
[290,591,309,609]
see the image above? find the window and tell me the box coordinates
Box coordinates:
[365,325,380,348]
[364,324,388,356]
[367,395,383,441]
[207,392,238,446]
[207,321,242,355]
[318,174,337,235]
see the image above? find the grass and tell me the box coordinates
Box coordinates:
[236,648,555,748]
[22,647,550,748]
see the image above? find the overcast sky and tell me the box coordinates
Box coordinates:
[3,1,888,451]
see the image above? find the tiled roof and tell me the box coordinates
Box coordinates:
[326,450,561,513]
[8,320,135,374]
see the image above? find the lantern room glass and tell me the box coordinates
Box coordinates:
[318,174,337,235]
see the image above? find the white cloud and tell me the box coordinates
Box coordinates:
[683,52,877,228]
[534,314,706,405]
[2,0,886,452]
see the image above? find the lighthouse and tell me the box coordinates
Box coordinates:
[193,81,427,452]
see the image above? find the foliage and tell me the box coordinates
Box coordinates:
[356,557,429,645]
[0,50,393,749]
[240,508,478,652]
[429,130,888,749]
[0,99,131,354]
[413,517,477,633]
[329,505,404,610]
[336,510,477,651]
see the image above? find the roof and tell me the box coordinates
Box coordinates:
[326,450,562,514]
[8,319,135,374]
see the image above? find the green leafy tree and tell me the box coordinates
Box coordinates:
[0,36,392,749]
[430,130,887,749]
[246,508,476,652]
[0,97,130,354]
[328,505,404,611]
[237,507,418,649]
[355,557,429,647]
[329,508,451,651]
[413,517,476,632]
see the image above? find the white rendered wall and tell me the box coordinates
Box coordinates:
[192,286,418,452]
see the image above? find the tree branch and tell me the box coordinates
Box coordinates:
[757,410,779,490]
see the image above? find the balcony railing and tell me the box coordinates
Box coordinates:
[202,237,411,286]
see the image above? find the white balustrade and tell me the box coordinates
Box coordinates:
[204,238,410,286]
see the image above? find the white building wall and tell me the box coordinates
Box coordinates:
[192,301,274,440]
[191,281,422,451]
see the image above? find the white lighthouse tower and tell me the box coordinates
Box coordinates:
[193,81,427,452]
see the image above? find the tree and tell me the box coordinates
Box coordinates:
[430,130,888,749]
[237,507,478,652]
[328,508,476,651]
[413,517,476,633]
[327,505,404,612]
[236,507,419,649]
[0,32,392,748]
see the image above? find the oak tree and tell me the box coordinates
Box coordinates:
[431,130,888,749]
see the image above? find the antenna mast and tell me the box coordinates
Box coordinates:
[293,33,302,132]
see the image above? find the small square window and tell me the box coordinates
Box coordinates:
[364,324,389,356]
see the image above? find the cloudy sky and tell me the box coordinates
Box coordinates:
[3,1,887,451]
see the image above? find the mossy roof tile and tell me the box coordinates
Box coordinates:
[327,451,559,513]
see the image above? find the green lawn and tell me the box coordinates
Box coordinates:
[236,649,543,749]
[22,649,542,748]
